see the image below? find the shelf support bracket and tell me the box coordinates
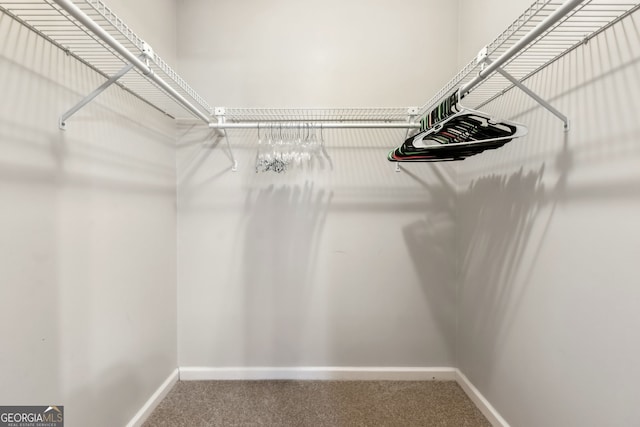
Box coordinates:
[395,107,419,172]
[58,59,141,130]
[214,107,238,172]
[481,53,570,131]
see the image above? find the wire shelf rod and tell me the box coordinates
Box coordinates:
[3,0,638,129]
[1,0,214,122]
[474,1,640,110]
[418,0,639,117]
[460,0,587,97]
[208,122,421,130]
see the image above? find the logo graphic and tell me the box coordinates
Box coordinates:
[0,405,64,427]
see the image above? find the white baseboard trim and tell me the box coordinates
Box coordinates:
[455,369,510,427]
[127,368,179,427]
[179,366,457,381]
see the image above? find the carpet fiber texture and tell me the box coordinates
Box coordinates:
[143,380,491,426]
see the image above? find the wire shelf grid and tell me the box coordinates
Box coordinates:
[417,0,640,118]
[1,0,638,126]
[222,108,413,123]
[0,0,212,120]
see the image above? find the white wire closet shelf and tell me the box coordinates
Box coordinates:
[0,0,213,126]
[382,0,640,163]
[221,107,414,125]
[0,0,638,133]
[210,0,640,131]
[417,0,640,124]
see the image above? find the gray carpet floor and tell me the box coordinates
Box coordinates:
[143,380,491,426]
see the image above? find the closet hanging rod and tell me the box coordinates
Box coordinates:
[459,0,585,98]
[208,122,421,130]
[51,0,212,125]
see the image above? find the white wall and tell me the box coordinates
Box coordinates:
[177,0,459,107]
[176,0,461,369]
[0,1,178,426]
[8,0,639,425]
[456,0,531,67]
[456,1,640,426]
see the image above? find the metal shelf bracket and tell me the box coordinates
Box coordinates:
[214,107,238,172]
[481,53,570,132]
[59,57,140,130]
[395,107,419,172]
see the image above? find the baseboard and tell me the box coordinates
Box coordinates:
[127,368,179,427]
[179,366,457,381]
[455,369,510,427]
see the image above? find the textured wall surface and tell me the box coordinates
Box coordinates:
[5,1,640,425]
[175,0,461,370]
[0,1,178,426]
[177,0,459,108]
[176,127,459,368]
[456,2,640,426]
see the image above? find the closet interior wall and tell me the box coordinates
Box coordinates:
[455,1,640,426]
[3,0,640,425]
[177,0,459,108]
[0,1,178,426]
[176,0,461,370]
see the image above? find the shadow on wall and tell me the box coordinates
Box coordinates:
[241,182,333,365]
[470,8,640,174]
[1,9,178,426]
[401,164,458,357]
[457,161,550,365]
[455,7,640,383]
[0,14,175,196]
[458,143,640,374]
[458,3,640,339]
[0,119,175,196]
[177,125,227,189]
